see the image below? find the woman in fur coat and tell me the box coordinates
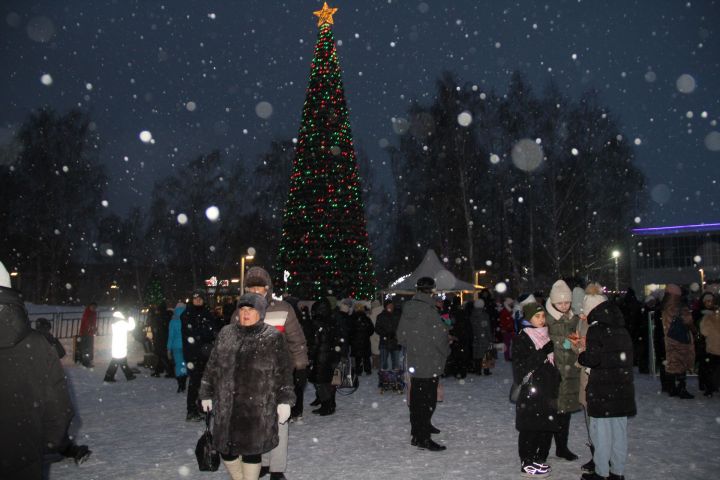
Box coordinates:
[199,293,295,480]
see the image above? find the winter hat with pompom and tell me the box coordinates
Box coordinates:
[0,261,11,289]
[582,282,608,316]
[549,280,572,304]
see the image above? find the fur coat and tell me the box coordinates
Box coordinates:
[199,322,295,456]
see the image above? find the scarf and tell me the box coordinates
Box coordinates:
[524,325,555,365]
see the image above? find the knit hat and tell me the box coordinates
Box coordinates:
[245,267,272,289]
[236,293,267,320]
[0,261,10,289]
[582,283,608,316]
[191,289,205,300]
[522,302,544,321]
[474,299,485,309]
[517,293,537,307]
[549,280,572,304]
[665,283,681,296]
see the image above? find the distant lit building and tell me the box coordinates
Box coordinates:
[630,223,720,295]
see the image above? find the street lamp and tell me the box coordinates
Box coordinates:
[611,250,621,292]
[239,247,256,294]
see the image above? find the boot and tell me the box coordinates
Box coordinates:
[415,438,446,451]
[483,368,492,376]
[581,444,595,473]
[675,376,694,399]
[309,398,320,406]
[176,376,187,393]
[223,458,244,480]
[312,401,335,416]
[241,462,262,480]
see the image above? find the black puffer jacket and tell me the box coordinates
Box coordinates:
[181,304,222,364]
[0,287,73,479]
[512,329,561,432]
[578,301,637,418]
[375,309,401,350]
[349,311,374,357]
[308,299,341,384]
[199,321,295,456]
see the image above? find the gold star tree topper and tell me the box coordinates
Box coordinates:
[313,2,338,26]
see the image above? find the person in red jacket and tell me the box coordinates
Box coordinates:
[78,302,98,367]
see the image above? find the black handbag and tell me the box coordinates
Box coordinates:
[195,412,220,472]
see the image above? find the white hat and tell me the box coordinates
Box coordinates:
[0,261,11,289]
[582,283,607,316]
[550,280,572,304]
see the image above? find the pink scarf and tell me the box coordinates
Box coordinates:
[524,326,555,365]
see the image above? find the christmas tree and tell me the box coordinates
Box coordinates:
[275,3,375,300]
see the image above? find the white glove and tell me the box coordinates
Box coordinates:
[201,399,213,412]
[277,404,291,424]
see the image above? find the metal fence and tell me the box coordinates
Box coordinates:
[28,309,146,339]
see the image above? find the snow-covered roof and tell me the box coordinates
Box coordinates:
[386,249,477,293]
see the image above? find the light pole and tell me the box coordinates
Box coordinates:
[611,250,621,292]
[239,247,256,294]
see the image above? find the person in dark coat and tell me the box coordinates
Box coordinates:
[199,293,295,480]
[397,277,450,452]
[470,299,495,375]
[447,297,472,378]
[350,304,374,375]
[375,300,401,371]
[619,288,646,374]
[512,302,561,477]
[0,265,74,480]
[181,289,222,421]
[33,318,93,466]
[150,302,173,377]
[577,297,637,480]
[307,297,342,415]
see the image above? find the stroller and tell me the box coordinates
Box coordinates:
[377,369,405,394]
[332,353,359,395]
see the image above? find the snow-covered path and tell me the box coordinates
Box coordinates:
[51,360,720,480]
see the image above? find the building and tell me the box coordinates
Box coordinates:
[630,223,720,295]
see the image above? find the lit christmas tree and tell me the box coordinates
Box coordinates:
[275,3,375,300]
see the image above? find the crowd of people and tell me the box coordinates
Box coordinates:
[2,254,719,480]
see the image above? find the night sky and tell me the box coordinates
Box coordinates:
[2,0,719,227]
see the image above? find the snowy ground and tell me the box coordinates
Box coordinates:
[50,351,720,480]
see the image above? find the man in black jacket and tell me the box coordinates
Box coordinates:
[578,297,636,480]
[181,289,222,421]
[375,300,401,371]
[0,262,74,479]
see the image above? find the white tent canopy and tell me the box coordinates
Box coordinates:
[387,249,477,292]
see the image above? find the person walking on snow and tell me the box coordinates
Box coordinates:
[78,302,98,367]
[104,311,137,382]
[199,293,295,480]
[242,266,308,480]
[167,302,187,393]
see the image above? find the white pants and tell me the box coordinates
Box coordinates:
[261,420,288,472]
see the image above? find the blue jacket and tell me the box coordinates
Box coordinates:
[167,305,186,350]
